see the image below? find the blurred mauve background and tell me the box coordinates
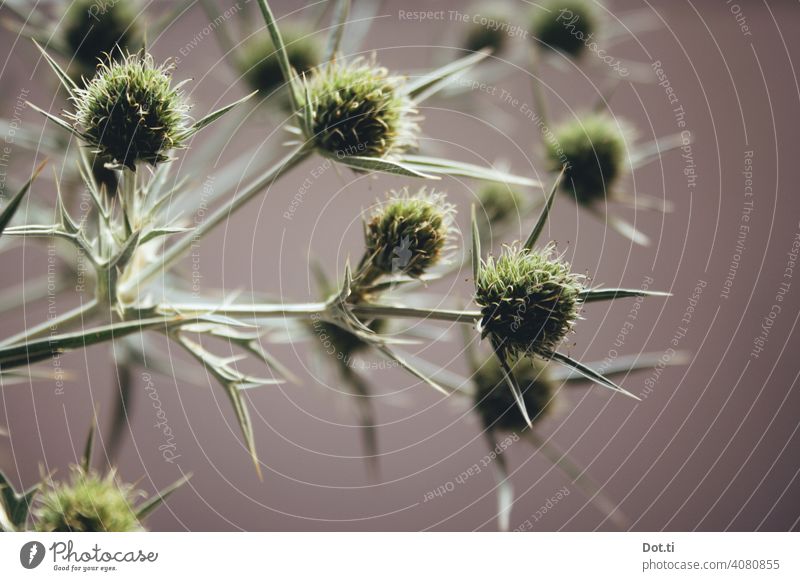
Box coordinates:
[0,0,799,531]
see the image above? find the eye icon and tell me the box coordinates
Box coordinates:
[20,541,45,569]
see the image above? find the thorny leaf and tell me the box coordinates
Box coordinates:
[135,474,192,520]
[0,469,39,531]
[0,161,46,237]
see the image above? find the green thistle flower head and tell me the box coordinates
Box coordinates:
[34,468,143,532]
[477,183,523,229]
[301,59,418,159]
[70,53,189,170]
[475,244,583,357]
[364,188,455,278]
[239,28,320,95]
[530,0,599,58]
[63,0,142,78]
[463,6,511,54]
[474,356,555,431]
[547,113,627,206]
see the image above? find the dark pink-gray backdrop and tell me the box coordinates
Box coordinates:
[1,0,798,531]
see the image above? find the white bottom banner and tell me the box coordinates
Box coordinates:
[1,532,797,579]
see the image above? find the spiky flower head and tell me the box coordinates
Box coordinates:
[34,468,143,532]
[473,356,555,430]
[547,113,627,206]
[463,5,511,54]
[301,59,418,159]
[364,188,454,279]
[530,0,599,58]
[63,0,142,78]
[239,28,320,95]
[70,53,189,170]
[475,244,583,357]
[477,182,523,230]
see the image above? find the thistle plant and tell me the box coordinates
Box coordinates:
[239,27,321,97]
[476,243,583,359]
[526,2,675,238]
[35,468,144,532]
[298,59,418,160]
[63,0,142,79]
[549,113,626,206]
[469,171,669,426]
[3,0,194,86]
[463,4,512,54]
[0,0,686,531]
[544,112,684,244]
[361,188,455,281]
[531,0,599,57]
[0,423,187,532]
[473,356,556,432]
[10,5,533,474]
[69,53,190,169]
[476,183,524,233]
[464,349,685,530]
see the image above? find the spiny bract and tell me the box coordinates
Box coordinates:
[475,244,582,357]
[301,59,418,159]
[530,0,599,58]
[547,113,627,206]
[364,188,454,279]
[71,53,189,169]
[34,468,143,532]
[473,356,556,431]
[63,0,142,78]
[239,28,320,95]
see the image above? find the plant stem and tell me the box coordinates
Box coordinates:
[351,303,481,323]
[0,298,101,347]
[164,300,481,324]
[527,431,631,530]
[529,47,549,128]
[0,313,182,370]
[165,301,328,318]
[118,144,311,297]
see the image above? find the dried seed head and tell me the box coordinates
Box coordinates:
[302,59,418,159]
[364,188,455,278]
[473,356,555,430]
[475,244,582,357]
[34,468,143,532]
[547,113,627,206]
[70,53,189,169]
[477,183,523,229]
[239,28,320,95]
[530,0,599,58]
[63,0,142,78]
